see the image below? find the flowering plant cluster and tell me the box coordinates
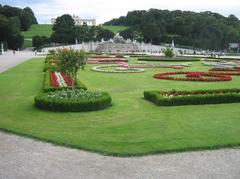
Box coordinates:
[47,89,102,100]
[202,61,237,67]
[160,90,230,98]
[210,67,240,71]
[137,61,192,67]
[91,65,145,73]
[87,58,128,64]
[119,63,184,69]
[186,72,201,78]
[144,89,240,106]
[153,71,232,82]
[50,71,73,88]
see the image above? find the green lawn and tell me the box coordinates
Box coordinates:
[21,39,32,49]
[22,25,127,39]
[0,58,240,156]
[21,24,53,38]
[102,25,128,33]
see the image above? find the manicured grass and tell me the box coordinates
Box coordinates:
[101,25,128,33]
[22,39,32,49]
[22,25,127,40]
[0,58,240,156]
[21,24,53,38]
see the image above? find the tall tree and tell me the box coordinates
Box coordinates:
[51,14,75,43]
[23,7,38,24]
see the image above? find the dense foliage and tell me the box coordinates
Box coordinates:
[50,14,114,44]
[144,89,240,106]
[164,48,174,57]
[105,9,240,50]
[58,49,87,90]
[0,5,37,49]
[35,89,112,112]
[32,35,50,49]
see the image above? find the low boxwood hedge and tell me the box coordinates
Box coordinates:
[35,89,112,112]
[43,70,87,92]
[138,56,200,62]
[144,89,240,106]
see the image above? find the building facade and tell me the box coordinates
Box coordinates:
[51,15,96,26]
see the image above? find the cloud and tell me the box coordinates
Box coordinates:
[2,0,240,24]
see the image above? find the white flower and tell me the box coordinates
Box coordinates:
[55,72,67,87]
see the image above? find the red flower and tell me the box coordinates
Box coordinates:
[50,71,58,88]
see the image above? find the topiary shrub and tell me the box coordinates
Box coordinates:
[35,89,112,112]
[164,48,174,58]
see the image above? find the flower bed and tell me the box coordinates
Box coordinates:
[153,71,232,82]
[87,58,128,64]
[210,67,240,71]
[50,71,72,88]
[144,89,240,106]
[43,70,87,92]
[119,63,184,69]
[201,61,237,67]
[138,57,200,62]
[91,65,145,73]
[35,89,112,112]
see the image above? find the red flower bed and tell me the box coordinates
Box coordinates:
[210,67,240,71]
[153,71,232,82]
[50,71,58,87]
[186,72,201,78]
[217,72,240,75]
[60,72,73,87]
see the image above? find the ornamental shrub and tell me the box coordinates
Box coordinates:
[144,89,240,106]
[164,48,174,58]
[35,89,112,112]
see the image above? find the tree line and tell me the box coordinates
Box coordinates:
[0,5,37,50]
[104,9,240,50]
[33,14,115,49]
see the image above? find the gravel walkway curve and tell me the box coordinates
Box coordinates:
[0,52,240,179]
[0,132,240,179]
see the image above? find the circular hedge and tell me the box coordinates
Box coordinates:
[153,71,232,82]
[91,65,145,73]
[35,89,112,112]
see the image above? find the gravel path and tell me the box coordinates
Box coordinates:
[0,132,239,179]
[0,51,36,73]
[0,52,239,179]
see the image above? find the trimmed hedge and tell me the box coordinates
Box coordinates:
[144,89,240,106]
[138,57,200,62]
[43,70,87,92]
[35,90,112,112]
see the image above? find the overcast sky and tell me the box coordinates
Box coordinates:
[1,0,240,24]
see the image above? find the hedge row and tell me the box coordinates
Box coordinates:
[138,57,200,62]
[43,70,87,92]
[144,89,240,106]
[35,91,112,112]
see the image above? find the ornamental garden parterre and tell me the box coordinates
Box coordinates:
[35,51,240,110]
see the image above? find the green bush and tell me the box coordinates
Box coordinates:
[164,48,174,57]
[35,89,112,112]
[144,89,240,106]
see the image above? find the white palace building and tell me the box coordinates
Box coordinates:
[51,15,96,26]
